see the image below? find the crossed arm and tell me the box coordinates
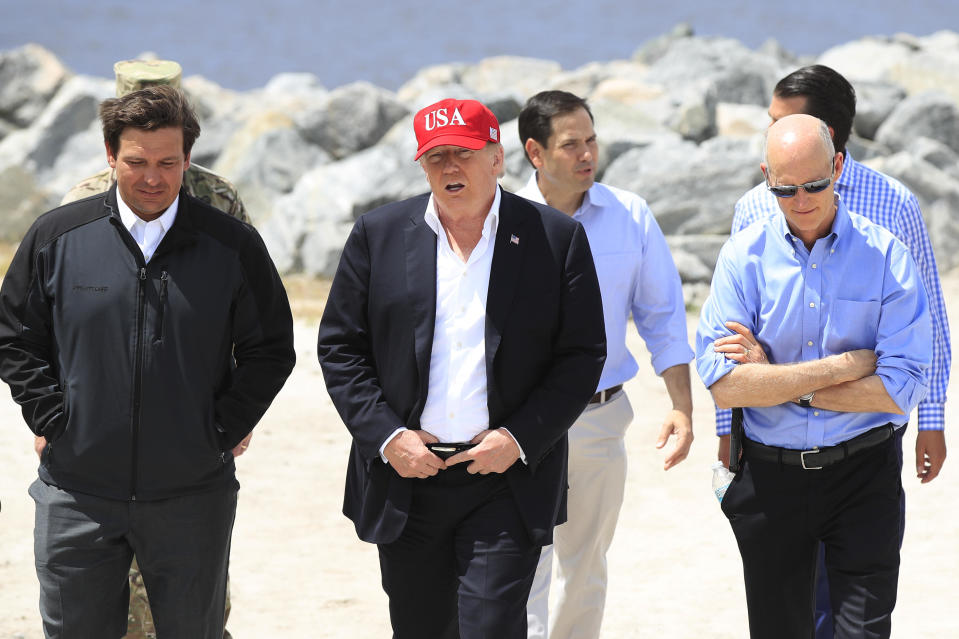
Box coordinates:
[714,321,945,482]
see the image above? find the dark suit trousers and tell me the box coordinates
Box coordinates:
[813,428,906,639]
[378,464,541,639]
[30,478,237,639]
[721,436,901,639]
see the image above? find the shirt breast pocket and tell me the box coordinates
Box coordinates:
[824,299,880,353]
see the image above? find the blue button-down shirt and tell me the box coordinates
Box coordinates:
[715,152,950,435]
[518,175,693,391]
[697,197,931,449]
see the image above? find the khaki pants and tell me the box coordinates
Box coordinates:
[526,390,632,639]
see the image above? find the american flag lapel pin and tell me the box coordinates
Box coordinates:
[510,234,520,245]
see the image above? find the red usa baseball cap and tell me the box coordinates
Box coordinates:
[413,98,500,160]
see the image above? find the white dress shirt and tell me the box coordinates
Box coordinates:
[116,190,180,263]
[418,187,500,442]
[379,187,525,461]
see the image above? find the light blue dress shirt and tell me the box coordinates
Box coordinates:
[716,152,950,435]
[697,197,931,449]
[517,175,693,392]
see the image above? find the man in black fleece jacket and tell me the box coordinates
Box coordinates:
[0,85,295,639]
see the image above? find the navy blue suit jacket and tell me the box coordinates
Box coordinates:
[318,188,606,545]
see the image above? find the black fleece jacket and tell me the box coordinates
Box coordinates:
[0,185,295,501]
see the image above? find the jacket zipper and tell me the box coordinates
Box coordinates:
[130,266,148,500]
[154,270,169,342]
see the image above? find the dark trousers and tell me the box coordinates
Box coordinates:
[722,436,901,639]
[378,465,541,639]
[814,429,906,638]
[30,478,238,639]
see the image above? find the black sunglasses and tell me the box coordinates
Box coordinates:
[766,177,832,198]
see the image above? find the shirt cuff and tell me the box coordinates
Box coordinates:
[917,403,945,431]
[714,406,732,436]
[651,343,695,377]
[379,427,407,462]
[499,427,527,464]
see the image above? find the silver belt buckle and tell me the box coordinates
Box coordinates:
[800,447,823,470]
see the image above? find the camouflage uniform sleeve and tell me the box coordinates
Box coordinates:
[184,164,251,224]
[60,168,114,205]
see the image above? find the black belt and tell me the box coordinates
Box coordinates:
[589,384,623,404]
[742,424,895,470]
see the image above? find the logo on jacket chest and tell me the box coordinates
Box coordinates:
[72,285,110,293]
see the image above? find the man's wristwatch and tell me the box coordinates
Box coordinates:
[798,392,815,408]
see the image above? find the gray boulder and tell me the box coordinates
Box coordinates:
[587,97,683,173]
[459,56,561,101]
[817,37,917,83]
[261,144,425,276]
[602,136,762,235]
[641,36,786,106]
[295,81,409,160]
[875,91,959,155]
[903,137,959,180]
[0,44,71,128]
[633,23,695,65]
[667,234,728,279]
[214,110,331,224]
[853,81,906,140]
[396,63,468,105]
[715,103,768,138]
[882,31,959,104]
[182,75,245,167]
[499,118,534,193]
[0,75,112,187]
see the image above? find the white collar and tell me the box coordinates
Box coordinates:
[116,186,180,234]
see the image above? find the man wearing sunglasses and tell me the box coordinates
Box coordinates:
[696,113,930,638]
[713,64,949,638]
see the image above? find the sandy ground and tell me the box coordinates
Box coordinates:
[1,271,957,639]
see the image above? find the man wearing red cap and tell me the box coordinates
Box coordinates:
[318,98,606,638]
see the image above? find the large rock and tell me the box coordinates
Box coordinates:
[214,110,330,223]
[182,75,245,167]
[852,81,906,140]
[295,81,409,160]
[716,103,768,138]
[459,56,562,101]
[667,234,728,279]
[260,144,425,276]
[396,63,468,105]
[875,91,959,155]
[44,119,109,198]
[0,75,113,188]
[641,36,787,106]
[0,44,71,128]
[902,137,959,180]
[587,97,682,173]
[817,37,917,83]
[602,136,762,235]
[882,31,959,104]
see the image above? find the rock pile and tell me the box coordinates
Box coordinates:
[3,27,958,304]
